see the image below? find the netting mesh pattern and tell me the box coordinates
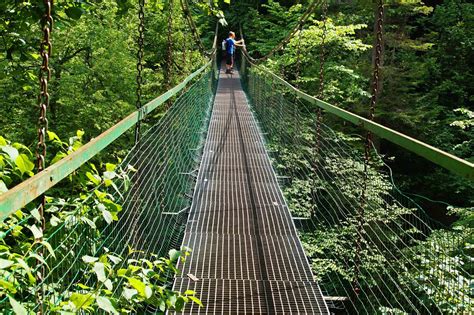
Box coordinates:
[5,69,218,311]
[240,62,472,314]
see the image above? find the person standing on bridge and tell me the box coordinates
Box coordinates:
[225,31,244,74]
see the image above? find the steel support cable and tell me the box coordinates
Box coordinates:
[243,69,466,313]
[241,69,456,314]
[259,79,453,293]
[135,0,146,144]
[180,0,206,54]
[3,20,219,308]
[254,98,442,314]
[166,0,174,95]
[18,70,216,311]
[354,0,384,297]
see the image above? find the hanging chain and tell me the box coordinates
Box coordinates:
[317,0,328,100]
[165,0,174,109]
[134,0,145,143]
[166,0,174,92]
[354,0,384,297]
[312,0,328,217]
[36,0,53,311]
[37,0,53,195]
[295,24,303,87]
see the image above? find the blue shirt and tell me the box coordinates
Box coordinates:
[226,38,236,55]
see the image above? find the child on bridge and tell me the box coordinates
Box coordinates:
[224,31,244,74]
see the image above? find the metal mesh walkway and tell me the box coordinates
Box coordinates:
[173,70,329,314]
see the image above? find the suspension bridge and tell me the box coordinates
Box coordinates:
[0,1,473,314]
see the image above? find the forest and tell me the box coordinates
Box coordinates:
[0,0,472,313]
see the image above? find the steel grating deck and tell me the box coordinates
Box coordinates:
[172,70,329,314]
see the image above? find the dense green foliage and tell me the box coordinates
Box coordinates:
[0,0,473,313]
[233,0,472,313]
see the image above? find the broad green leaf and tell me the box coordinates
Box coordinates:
[105,163,116,172]
[30,208,42,223]
[0,135,6,146]
[96,296,118,314]
[169,249,181,262]
[189,296,203,307]
[93,262,106,282]
[47,131,60,141]
[82,255,99,263]
[28,224,43,239]
[9,296,27,315]
[70,292,94,309]
[103,171,116,180]
[0,279,17,293]
[122,288,137,300]
[104,279,113,291]
[15,154,34,176]
[128,277,146,297]
[0,180,7,194]
[50,215,60,227]
[86,172,101,185]
[102,209,113,224]
[76,130,85,138]
[184,290,196,295]
[16,258,35,284]
[0,258,14,269]
[2,145,18,161]
[107,255,121,265]
[41,240,56,258]
[145,286,153,299]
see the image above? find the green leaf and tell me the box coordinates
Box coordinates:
[70,292,95,310]
[86,172,101,185]
[128,277,146,297]
[96,296,118,314]
[82,255,99,263]
[9,296,27,315]
[107,255,121,265]
[184,290,196,295]
[0,135,7,146]
[0,279,17,293]
[188,296,203,307]
[30,208,42,223]
[15,154,34,176]
[28,224,43,239]
[122,288,137,300]
[0,258,14,269]
[104,279,113,291]
[0,180,7,195]
[2,145,19,161]
[169,249,181,262]
[93,262,106,282]
[76,130,85,138]
[105,163,116,172]
[102,209,113,224]
[145,286,153,299]
[50,215,60,227]
[41,240,56,258]
[47,131,60,141]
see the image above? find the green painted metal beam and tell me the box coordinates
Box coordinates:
[249,60,474,180]
[0,62,212,220]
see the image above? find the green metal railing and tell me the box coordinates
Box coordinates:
[0,60,214,220]
[241,50,474,180]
